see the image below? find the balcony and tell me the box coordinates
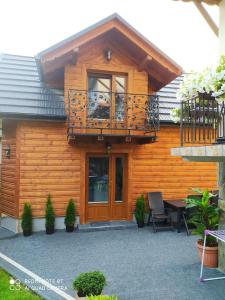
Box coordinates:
[180,94,225,145]
[67,89,159,144]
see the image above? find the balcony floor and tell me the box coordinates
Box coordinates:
[171,144,225,162]
[67,132,157,144]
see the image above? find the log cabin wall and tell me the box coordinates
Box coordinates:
[18,121,81,218]
[1,120,18,217]
[17,122,217,220]
[131,126,217,210]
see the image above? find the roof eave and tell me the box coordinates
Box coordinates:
[36,13,183,76]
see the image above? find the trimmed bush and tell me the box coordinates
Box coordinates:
[64,199,76,232]
[45,194,55,234]
[21,203,32,236]
[73,271,106,297]
[134,194,145,227]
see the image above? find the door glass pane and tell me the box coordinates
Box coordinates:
[115,77,126,121]
[88,75,111,119]
[115,157,123,202]
[88,157,109,203]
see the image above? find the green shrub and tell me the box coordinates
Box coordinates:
[64,199,76,227]
[134,194,145,223]
[45,194,55,230]
[87,296,118,300]
[73,271,106,297]
[21,203,32,234]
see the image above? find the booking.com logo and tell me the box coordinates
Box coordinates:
[9,278,22,291]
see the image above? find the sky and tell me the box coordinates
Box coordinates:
[0,0,219,71]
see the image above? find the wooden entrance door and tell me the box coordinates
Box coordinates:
[86,154,127,222]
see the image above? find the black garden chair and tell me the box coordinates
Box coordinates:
[148,192,173,233]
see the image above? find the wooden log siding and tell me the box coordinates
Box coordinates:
[1,121,18,217]
[16,121,217,220]
[18,122,81,217]
[131,126,217,210]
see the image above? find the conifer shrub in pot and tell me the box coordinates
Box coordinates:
[45,194,55,234]
[21,203,32,236]
[64,199,76,232]
[185,189,220,268]
[134,194,145,228]
[73,271,106,298]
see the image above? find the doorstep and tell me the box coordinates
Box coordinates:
[78,221,137,232]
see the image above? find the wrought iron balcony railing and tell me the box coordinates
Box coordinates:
[180,94,225,145]
[67,89,159,143]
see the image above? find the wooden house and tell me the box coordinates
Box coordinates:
[0,14,217,232]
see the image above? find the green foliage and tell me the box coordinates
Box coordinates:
[45,194,55,229]
[170,107,181,123]
[73,271,106,297]
[64,199,76,226]
[86,296,118,300]
[185,189,220,246]
[0,267,41,299]
[134,194,145,223]
[21,203,32,232]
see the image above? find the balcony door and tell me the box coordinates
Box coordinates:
[87,73,127,127]
[86,154,127,222]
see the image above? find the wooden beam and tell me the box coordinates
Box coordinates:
[71,48,79,64]
[178,0,221,5]
[194,1,219,36]
[42,48,79,75]
[138,55,152,72]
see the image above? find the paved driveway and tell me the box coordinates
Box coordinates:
[0,228,224,300]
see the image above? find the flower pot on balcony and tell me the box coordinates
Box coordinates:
[197,239,218,268]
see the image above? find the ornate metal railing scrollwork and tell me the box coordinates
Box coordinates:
[67,89,160,137]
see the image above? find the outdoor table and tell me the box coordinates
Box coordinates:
[164,200,186,233]
[200,230,225,282]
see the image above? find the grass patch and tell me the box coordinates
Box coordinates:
[0,267,42,299]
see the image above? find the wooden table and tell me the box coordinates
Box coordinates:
[164,200,186,233]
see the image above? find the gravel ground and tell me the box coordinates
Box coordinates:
[0,227,224,300]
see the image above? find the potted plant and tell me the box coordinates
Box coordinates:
[45,194,55,234]
[185,189,220,268]
[134,194,145,228]
[73,271,106,299]
[21,203,32,236]
[64,199,76,232]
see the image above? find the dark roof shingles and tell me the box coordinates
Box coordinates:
[0,53,66,120]
[157,76,182,122]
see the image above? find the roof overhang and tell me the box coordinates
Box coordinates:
[175,0,220,36]
[177,0,221,4]
[37,13,182,90]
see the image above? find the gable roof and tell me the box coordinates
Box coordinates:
[0,53,66,120]
[37,13,181,71]
[0,53,181,122]
[37,13,182,89]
